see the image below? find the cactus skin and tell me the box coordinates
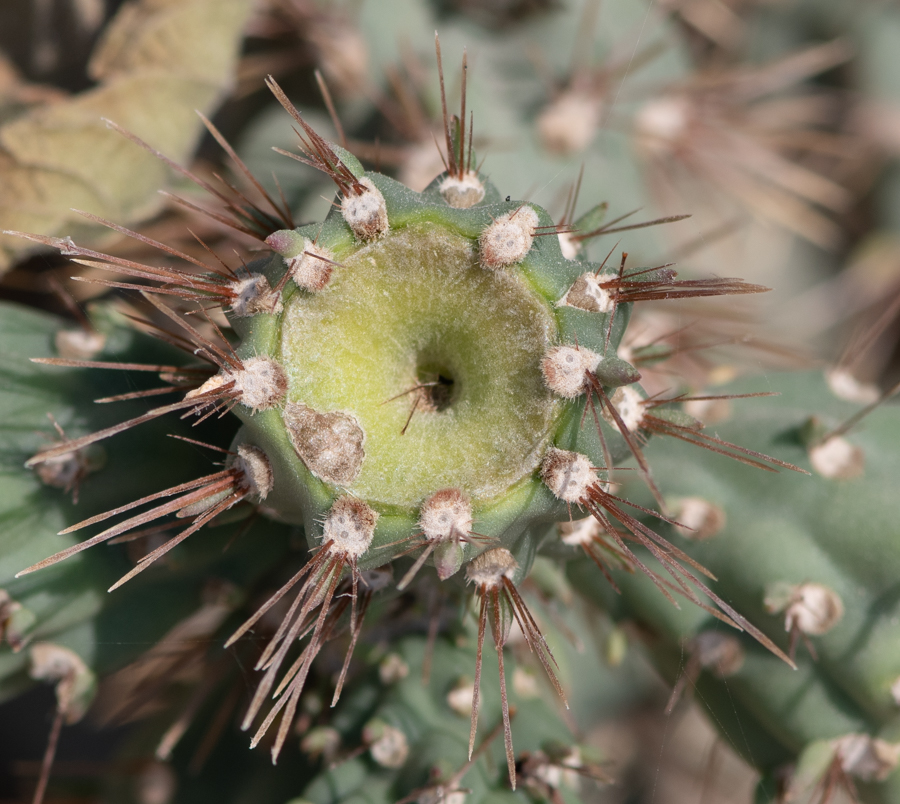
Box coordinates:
[0,73,790,797]
[5,0,899,798]
[0,300,298,699]
[568,371,900,801]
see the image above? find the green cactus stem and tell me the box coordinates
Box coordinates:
[3,52,805,794]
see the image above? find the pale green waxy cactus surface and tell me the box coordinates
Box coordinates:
[569,371,900,802]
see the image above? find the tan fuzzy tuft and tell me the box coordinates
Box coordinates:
[54,329,106,360]
[541,345,601,398]
[766,582,844,636]
[323,497,377,558]
[559,517,602,547]
[230,274,283,317]
[233,445,274,500]
[185,358,286,413]
[557,231,580,261]
[691,631,745,678]
[439,172,485,209]
[465,547,518,588]
[540,447,597,503]
[673,497,727,540]
[231,357,288,413]
[364,722,409,769]
[479,207,539,269]
[785,583,844,635]
[602,385,646,432]
[826,368,880,404]
[635,96,692,153]
[342,177,388,240]
[537,91,603,155]
[287,241,336,292]
[447,679,475,716]
[419,488,473,543]
[809,436,864,479]
[283,402,365,486]
[833,735,900,782]
[559,272,614,313]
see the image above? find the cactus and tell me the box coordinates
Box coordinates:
[568,370,900,803]
[0,50,795,798]
[2,1,900,802]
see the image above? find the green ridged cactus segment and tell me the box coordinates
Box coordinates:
[299,632,582,804]
[0,301,295,699]
[568,371,900,795]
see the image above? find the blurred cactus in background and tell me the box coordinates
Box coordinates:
[1,1,900,803]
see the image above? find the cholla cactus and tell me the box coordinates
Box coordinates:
[1,37,802,794]
[3,3,900,804]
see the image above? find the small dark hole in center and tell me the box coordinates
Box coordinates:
[427,375,455,412]
[415,373,454,412]
[415,364,456,413]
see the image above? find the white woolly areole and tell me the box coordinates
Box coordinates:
[559,272,614,313]
[231,356,288,413]
[187,357,287,413]
[809,436,864,480]
[323,496,377,558]
[784,583,844,636]
[540,447,597,503]
[604,385,646,432]
[636,96,691,148]
[419,788,467,804]
[446,679,475,716]
[465,546,517,588]
[230,273,282,317]
[233,444,273,500]
[541,345,601,398]
[342,177,388,241]
[833,734,900,782]
[673,497,726,541]
[418,489,473,543]
[557,231,580,261]
[559,516,602,547]
[691,631,744,677]
[366,724,409,769]
[54,329,106,360]
[537,91,603,155]
[479,206,540,269]
[287,240,335,292]
[826,367,880,404]
[439,171,485,209]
